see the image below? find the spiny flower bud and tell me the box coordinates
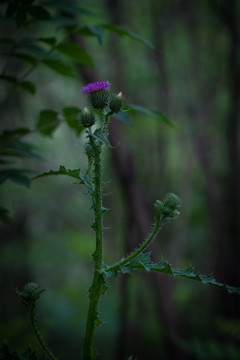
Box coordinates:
[81,81,111,110]
[155,193,182,221]
[80,108,96,128]
[89,90,109,110]
[15,282,45,310]
[109,92,123,114]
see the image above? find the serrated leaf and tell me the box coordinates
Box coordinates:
[79,173,93,194]
[104,253,240,295]
[0,169,30,187]
[89,128,113,148]
[37,110,59,136]
[33,165,82,181]
[27,6,50,20]
[78,25,104,45]
[57,41,94,67]
[102,24,154,49]
[129,104,174,126]
[62,107,83,136]
[0,206,13,225]
[42,58,75,77]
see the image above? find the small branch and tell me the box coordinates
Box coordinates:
[30,308,58,360]
[104,214,162,273]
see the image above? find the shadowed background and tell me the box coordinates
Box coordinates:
[0,0,240,359]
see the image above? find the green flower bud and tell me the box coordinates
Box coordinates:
[163,193,182,210]
[15,282,45,310]
[155,193,182,221]
[89,90,109,110]
[80,108,96,128]
[109,92,123,114]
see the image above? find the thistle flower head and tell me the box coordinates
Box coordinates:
[81,81,110,94]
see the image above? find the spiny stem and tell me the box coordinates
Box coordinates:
[29,308,58,360]
[104,214,162,273]
[82,137,104,360]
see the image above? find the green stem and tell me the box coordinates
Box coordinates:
[30,309,58,360]
[82,138,104,360]
[104,214,162,273]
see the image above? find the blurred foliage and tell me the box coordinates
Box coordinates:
[0,0,240,359]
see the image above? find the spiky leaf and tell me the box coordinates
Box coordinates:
[89,128,113,148]
[33,165,82,181]
[104,253,240,295]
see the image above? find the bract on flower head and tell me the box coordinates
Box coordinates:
[81,81,110,94]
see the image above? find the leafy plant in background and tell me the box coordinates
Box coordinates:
[0,0,159,225]
[1,1,240,360]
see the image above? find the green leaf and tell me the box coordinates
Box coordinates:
[89,128,113,148]
[78,25,104,45]
[62,107,83,136]
[0,169,30,187]
[33,165,82,181]
[104,253,240,295]
[0,38,17,46]
[0,75,36,95]
[2,52,37,65]
[0,207,13,225]
[16,7,27,28]
[57,41,94,67]
[102,24,154,49]
[38,37,56,47]
[27,6,50,20]
[114,111,133,125]
[0,342,37,360]
[0,128,39,160]
[20,81,36,94]
[42,2,96,16]
[37,110,60,136]
[129,104,174,126]
[42,59,75,77]
[5,2,18,18]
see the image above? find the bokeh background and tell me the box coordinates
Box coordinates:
[0,0,240,359]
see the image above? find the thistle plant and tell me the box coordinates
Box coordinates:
[16,81,240,360]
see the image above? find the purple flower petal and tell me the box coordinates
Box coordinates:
[81,81,110,94]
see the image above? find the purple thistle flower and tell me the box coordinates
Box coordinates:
[81,81,110,94]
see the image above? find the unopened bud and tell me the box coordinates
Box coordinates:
[109,92,123,114]
[80,108,96,128]
[89,90,109,110]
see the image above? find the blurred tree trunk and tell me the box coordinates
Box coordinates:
[106,0,185,359]
[185,0,240,319]
[215,0,240,318]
